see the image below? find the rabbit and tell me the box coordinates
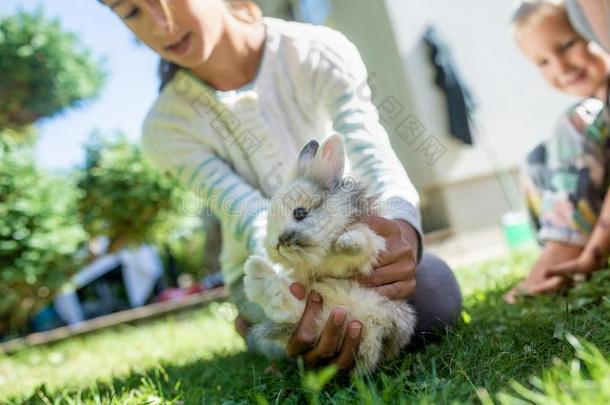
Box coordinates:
[244,134,416,373]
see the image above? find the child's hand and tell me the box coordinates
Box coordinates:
[285,283,363,370]
[355,215,418,300]
[504,275,568,303]
[545,249,602,279]
[504,241,584,303]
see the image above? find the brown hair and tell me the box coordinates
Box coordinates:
[511,0,567,37]
[159,0,262,90]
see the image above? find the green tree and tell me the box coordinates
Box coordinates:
[0,8,106,334]
[0,137,87,334]
[76,133,186,255]
[0,8,105,130]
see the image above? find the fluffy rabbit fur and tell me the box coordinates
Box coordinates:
[244,134,416,372]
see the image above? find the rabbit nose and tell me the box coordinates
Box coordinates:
[278,231,297,247]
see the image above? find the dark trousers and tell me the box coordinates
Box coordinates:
[408,253,463,343]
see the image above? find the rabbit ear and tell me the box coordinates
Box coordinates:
[311,134,345,188]
[297,140,319,175]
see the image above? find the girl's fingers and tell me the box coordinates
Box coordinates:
[373,279,416,300]
[331,321,362,370]
[364,216,406,267]
[363,215,398,238]
[286,291,323,357]
[302,307,347,367]
[289,282,306,300]
[358,260,416,287]
[379,241,415,267]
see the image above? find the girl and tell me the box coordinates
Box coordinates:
[505,0,610,302]
[98,0,462,368]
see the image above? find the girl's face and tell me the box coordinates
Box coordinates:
[102,0,226,68]
[518,10,610,98]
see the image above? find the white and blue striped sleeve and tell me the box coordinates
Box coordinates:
[141,112,268,285]
[313,31,423,256]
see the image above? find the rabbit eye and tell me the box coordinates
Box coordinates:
[293,207,309,221]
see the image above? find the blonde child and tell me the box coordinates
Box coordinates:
[505,0,610,303]
[97,0,462,367]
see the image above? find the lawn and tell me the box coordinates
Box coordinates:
[3,250,610,404]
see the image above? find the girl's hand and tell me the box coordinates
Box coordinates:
[286,283,362,370]
[356,215,419,300]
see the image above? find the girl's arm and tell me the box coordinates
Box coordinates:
[142,114,269,286]
[313,31,423,262]
[311,30,422,300]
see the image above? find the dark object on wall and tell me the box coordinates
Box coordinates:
[423,26,476,145]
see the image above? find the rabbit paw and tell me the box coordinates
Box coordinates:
[334,230,366,255]
[244,255,277,307]
[245,255,276,280]
[244,256,303,324]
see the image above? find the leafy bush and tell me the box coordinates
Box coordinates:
[0,8,105,130]
[76,133,186,254]
[166,226,209,281]
[0,137,87,334]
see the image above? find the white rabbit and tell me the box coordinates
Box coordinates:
[244,134,416,372]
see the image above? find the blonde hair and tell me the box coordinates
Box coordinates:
[511,0,567,36]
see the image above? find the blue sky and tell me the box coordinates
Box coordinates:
[0,0,160,170]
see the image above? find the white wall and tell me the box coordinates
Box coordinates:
[386,0,577,183]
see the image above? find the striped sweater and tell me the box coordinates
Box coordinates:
[141,17,422,286]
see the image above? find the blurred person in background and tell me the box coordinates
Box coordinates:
[506,0,610,301]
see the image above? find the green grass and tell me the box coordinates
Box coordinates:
[3,250,610,404]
